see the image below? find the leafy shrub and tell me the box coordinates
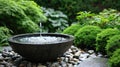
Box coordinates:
[108,49,120,67]
[0,0,46,34]
[63,24,82,36]
[0,27,11,46]
[106,35,120,56]
[77,9,120,30]
[18,1,46,23]
[96,28,120,54]
[41,7,68,33]
[74,25,102,49]
[76,11,95,25]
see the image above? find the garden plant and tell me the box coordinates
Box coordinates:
[108,49,120,67]
[74,25,102,49]
[76,9,120,30]
[96,28,120,54]
[0,0,46,34]
[63,23,82,36]
[106,35,120,56]
[0,0,46,46]
[0,27,11,46]
[41,7,68,33]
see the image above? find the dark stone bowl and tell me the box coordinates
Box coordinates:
[8,33,74,62]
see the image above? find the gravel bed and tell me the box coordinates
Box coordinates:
[0,45,106,67]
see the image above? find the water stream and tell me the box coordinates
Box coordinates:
[17,23,66,44]
[39,23,42,37]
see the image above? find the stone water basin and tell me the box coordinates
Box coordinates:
[8,33,74,62]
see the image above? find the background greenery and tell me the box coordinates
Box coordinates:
[76,9,120,30]
[41,7,68,33]
[34,0,120,24]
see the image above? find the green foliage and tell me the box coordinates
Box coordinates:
[41,7,68,33]
[96,28,120,54]
[0,0,46,34]
[106,35,120,56]
[74,25,102,49]
[108,49,120,67]
[34,0,120,24]
[18,1,46,23]
[76,11,95,25]
[0,27,11,46]
[63,24,82,36]
[76,9,120,30]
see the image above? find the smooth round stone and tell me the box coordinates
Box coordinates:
[71,58,79,62]
[88,50,94,54]
[38,64,46,67]
[68,61,77,65]
[59,61,66,66]
[65,54,73,59]
[64,57,69,62]
[0,56,4,61]
[68,49,72,53]
[74,51,81,56]
[51,62,60,67]
[67,64,73,67]
[90,53,97,58]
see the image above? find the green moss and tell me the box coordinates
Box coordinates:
[106,35,120,56]
[96,28,120,54]
[74,25,102,49]
[108,49,120,67]
[63,24,82,35]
